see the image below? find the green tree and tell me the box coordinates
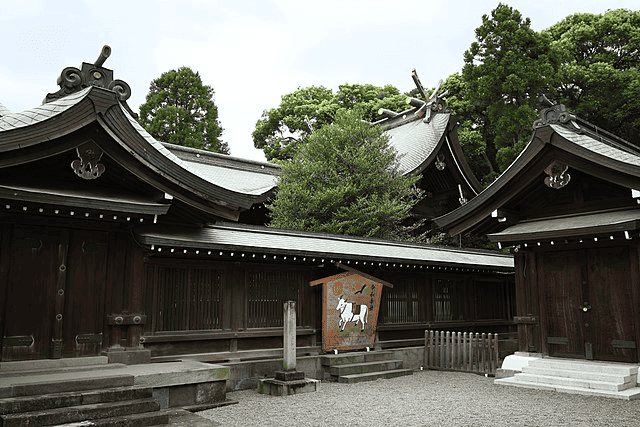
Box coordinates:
[253,83,409,162]
[546,9,640,142]
[268,109,423,239]
[139,67,228,154]
[462,3,554,173]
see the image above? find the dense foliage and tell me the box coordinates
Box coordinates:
[253,84,409,162]
[452,5,640,185]
[268,110,423,239]
[546,9,640,143]
[139,67,229,154]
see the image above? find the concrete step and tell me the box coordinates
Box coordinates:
[330,360,404,377]
[513,373,631,392]
[0,397,160,426]
[321,350,394,367]
[1,374,135,398]
[495,376,640,400]
[526,358,638,376]
[0,385,153,415]
[522,365,635,386]
[338,368,413,383]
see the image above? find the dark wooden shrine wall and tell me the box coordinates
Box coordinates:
[514,241,640,363]
[142,258,516,357]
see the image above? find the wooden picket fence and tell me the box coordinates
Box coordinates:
[424,330,499,376]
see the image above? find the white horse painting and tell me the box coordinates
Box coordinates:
[336,296,369,331]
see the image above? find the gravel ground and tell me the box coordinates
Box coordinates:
[198,370,640,427]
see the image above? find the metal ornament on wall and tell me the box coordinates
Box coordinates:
[71,141,106,180]
[435,154,446,171]
[544,160,570,189]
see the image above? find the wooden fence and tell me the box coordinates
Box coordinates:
[424,330,499,376]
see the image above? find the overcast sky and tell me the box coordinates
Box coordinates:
[1,0,637,162]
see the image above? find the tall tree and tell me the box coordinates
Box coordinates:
[139,67,228,154]
[546,9,640,142]
[268,109,423,240]
[253,83,408,162]
[462,3,553,174]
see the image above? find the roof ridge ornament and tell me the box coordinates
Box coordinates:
[532,104,577,129]
[410,68,448,124]
[44,45,132,105]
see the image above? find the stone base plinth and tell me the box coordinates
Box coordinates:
[257,376,320,396]
[105,349,151,365]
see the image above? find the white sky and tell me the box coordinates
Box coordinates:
[1,0,637,162]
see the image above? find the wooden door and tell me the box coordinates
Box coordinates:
[1,227,62,360]
[542,247,637,362]
[542,250,586,358]
[63,230,108,357]
[586,246,636,362]
[1,226,108,361]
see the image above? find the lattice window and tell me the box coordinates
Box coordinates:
[155,266,222,332]
[381,279,426,324]
[474,280,509,320]
[247,270,304,328]
[433,278,464,321]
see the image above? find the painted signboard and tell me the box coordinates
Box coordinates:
[310,263,393,353]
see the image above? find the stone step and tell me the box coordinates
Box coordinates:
[338,368,413,384]
[0,397,160,426]
[321,351,394,367]
[0,363,127,380]
[49,408,169,426]
[1,374,135,398]
[0,356,109,373]
[521,365,636,386]
[513,373,631,392]
[330,360,404,377]
[526,358,638,376]
[495,377,640,400]
[0,385,153,415]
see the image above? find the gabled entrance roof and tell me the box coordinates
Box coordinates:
[434,104,640,244]
[0,50,279,223]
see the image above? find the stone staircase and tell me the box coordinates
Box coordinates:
[322,350,413,383]
[0,357,169,426]
[495,357,640,400]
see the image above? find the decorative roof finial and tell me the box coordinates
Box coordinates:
[408,68,448,123]
[44,45,131,105]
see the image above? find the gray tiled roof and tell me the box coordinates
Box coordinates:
[0,88,91,131]
[0,102,10,117]
[121,105,279,197]
[385,113,449,174]
[552,124,640,166]
[138,223,514,270]
[164,144,280,196]
[488,209,640,242]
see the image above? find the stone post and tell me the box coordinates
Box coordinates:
[283,300,296,371]
[258,300,320,395]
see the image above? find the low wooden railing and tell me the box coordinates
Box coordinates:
[424,330,499,376]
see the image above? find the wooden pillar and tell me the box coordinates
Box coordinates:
[105,233,150,364]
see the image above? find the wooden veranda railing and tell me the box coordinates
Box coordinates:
[424,330,499,376]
